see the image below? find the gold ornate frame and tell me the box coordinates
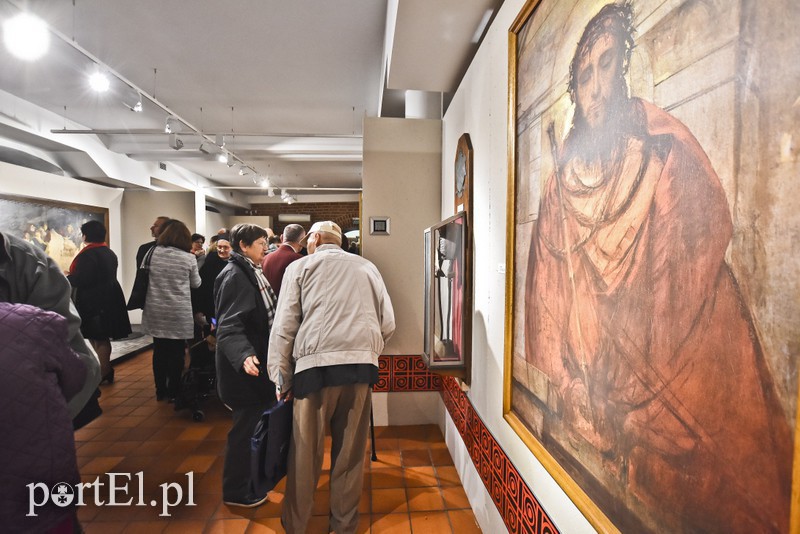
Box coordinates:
[502,0,799,532]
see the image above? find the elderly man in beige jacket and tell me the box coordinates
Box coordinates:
[268,220,395,534]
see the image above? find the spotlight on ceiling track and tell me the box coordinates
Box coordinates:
[2,13,50,61]
[259,178,270,189]
[165,117,183,134]
[88,71,110,92]
[131,97,143,113]
[267,187,275,197]
[239,166,248,176]
[168,133,183,150]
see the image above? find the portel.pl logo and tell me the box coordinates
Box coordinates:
[27,472,195,517]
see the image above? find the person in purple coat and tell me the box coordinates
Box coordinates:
[0,302,87,533]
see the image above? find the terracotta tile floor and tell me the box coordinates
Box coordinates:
[74,350,481,533]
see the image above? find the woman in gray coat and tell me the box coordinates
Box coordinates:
[141,219,200,400]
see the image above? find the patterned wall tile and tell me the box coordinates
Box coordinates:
[376,356,557,533]
[440,376,558,534]
[375,355,442,392]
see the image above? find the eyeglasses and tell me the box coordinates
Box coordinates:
[253,239,268,247]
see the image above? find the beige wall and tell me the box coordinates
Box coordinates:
[121,191,196,323]
[362,117,443,428]
[362,117,442,356]
[226,215,273,234]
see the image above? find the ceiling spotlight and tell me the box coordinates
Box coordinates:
[168,133,183,150]
[131,99,143,113]
[217,152,231,164]
[3,13,50,61]
[259,178,270,189]
[238,166,248,176]
[88,71,110,92]
[165,117,183,134]
[199,142,213,155]
[215,134,225,148]
[267,187,275,197]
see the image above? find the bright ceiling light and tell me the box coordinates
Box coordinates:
[217,152,229,164]
[267,187,275,197]
[3,13,50,61]
[88,71,110,92]
[259,178,270,189]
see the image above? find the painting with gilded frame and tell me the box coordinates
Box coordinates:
[0,193,109,274]
[504,0,799,532]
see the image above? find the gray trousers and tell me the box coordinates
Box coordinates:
[282,383,371,534]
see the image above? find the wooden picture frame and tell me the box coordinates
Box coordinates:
[0,193,109,273]
[454,133,472,217]
[504,0,799,532]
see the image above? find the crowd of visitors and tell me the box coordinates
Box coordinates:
[0,215,390,532]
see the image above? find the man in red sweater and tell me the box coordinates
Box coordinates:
[261,224,306,297]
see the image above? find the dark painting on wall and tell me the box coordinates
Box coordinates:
[504,0,799,532]
[0,194,108,274]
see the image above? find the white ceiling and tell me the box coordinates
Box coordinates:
[0,0,501,201]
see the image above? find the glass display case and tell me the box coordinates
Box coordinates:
[422,211,470,379]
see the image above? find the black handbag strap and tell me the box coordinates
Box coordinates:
[141,245,156,270]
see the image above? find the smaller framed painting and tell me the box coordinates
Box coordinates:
[454,133,472,217]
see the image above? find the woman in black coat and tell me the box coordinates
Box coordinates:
[67,220,131,383]
[214,223,277,507]
[191,234,232,330]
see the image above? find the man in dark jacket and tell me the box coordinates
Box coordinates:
[261,223,305,297]
[214,224,277,508]
[134,215,170,269]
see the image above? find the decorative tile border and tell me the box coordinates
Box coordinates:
[375,355,442,392]
[441,376,559,534]
[376,356,556,533]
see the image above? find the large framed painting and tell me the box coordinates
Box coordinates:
[504,0,799,532]
[0,194,108,273]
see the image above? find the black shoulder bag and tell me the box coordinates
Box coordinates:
[126,245,155,310]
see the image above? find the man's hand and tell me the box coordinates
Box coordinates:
[277,387,294,402]
[243,355,261,376]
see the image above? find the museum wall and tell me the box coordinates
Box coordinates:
[0,161,124,257]
[440,0,576,529]
[362,116,444,426]
[441,0,800,532]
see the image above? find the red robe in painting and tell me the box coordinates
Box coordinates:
[524,98,792,532]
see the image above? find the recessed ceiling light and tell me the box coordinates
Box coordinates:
[2,13,50,61]
[88,72,110,92]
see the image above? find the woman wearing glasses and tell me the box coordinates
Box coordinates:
[214,223,278,508]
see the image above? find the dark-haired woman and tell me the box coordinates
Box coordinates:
[67,220,131,384]
[214,223,277,507]
[141,219,201,401]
